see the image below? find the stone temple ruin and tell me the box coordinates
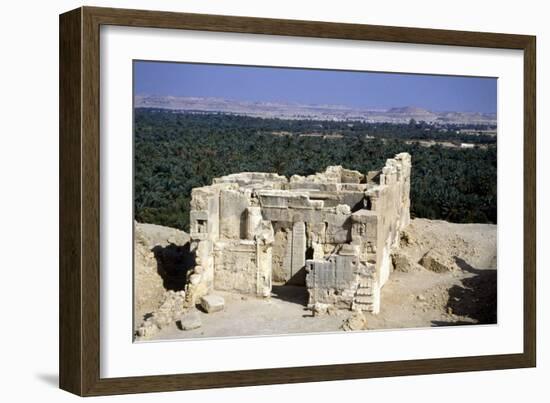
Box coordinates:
[184,153,411,314]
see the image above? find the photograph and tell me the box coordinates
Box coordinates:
[132,61,498,341]
[51,3,539,397]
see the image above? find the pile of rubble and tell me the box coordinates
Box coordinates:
[390,219,481,274]
[136,290,186,338]
[137,292,227,339]
[134,227,166,326]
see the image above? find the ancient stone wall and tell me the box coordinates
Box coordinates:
[213,241,259,294]
[185,153,411,314]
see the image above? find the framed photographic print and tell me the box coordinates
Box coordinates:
[59,6,536,396]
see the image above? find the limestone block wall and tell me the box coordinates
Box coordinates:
[212,228,273,297]
[184,153,411,314]
[188,184,225,298]
[305,253,373,309]
[271,222,292,283]
[213,241,259,295]
[367,153,412,290]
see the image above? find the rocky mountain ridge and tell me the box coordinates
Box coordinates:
[135,95,497,126]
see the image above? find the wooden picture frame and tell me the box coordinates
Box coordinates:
[59,6,536,396]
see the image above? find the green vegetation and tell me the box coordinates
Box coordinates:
[135,109,497,231]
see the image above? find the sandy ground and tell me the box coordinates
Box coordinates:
[371,218,498,329]
[151,286,349,340]
[140,218,497,341]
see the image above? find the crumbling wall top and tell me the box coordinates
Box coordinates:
[213,172,288,187]
[290,166,365,184]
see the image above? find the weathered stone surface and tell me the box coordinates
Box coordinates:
[180,310,202,330]
[327,305,341,316]
[135,290,187,339]
[420,249,454,272]
[189,273,202,285]
[220,189,250,239]
[184,153,411,315]
[213,241,259,295]
[256,221,274,296]
[246,206,262,239]
[272,227,290,282]
[310,302,330,316]
[200,294,225,313]
[137,318,159,338]
[342,311,368,331]
[336,204,351,215]
[133,223,190,332]
[391,251,416,272]
[290,221,306,282]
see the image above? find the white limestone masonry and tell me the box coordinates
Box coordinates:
[185,153,412,314]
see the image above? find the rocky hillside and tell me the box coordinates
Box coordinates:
[133,222,190,331]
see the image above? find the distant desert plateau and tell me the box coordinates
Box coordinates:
[135,95,497,126]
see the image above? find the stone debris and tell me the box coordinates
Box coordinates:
[327,305,341,316]
[155,290,186,324]
[200,294,225,313]
[336,204,351,215]
[310,302,330,316]
[341,311,368,331]
[391,251,422,273]
[180,309,202,330]
[136,290,186,339]
[137,318,159,338]
[134,226,165,329]
[399,229,415,247]
[420,249,455,273]
[395,217,495,271]
[133,221,193,334]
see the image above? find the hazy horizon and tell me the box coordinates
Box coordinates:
[134,61,497,114]
[134,93,497,115]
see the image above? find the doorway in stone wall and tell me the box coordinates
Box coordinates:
[270,221,309,307]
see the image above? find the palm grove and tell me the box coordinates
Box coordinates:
[134,109,497,231]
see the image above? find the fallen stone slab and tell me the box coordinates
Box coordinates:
[419,249,454,273]
[200,294,225,313]
[179,310,201,330]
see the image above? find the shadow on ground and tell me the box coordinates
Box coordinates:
[271,285,309,306]
[35,373,58,388]
[152,242,194,291]
[432,257,497,327]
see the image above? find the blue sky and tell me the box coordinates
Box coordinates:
[134,61,497,114]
